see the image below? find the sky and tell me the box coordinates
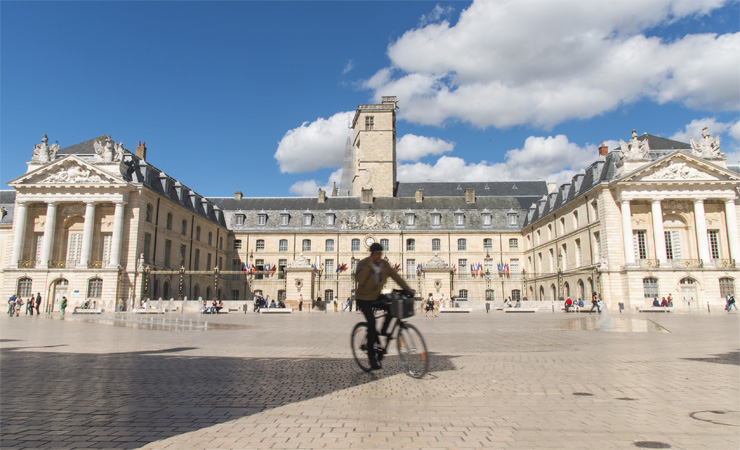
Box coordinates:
[1,0,739,198]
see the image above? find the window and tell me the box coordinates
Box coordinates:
[326,214,335,226]
[510,259,520,279]
[365,115,374,130]
[549,249,554,272]
[511,289,521,301]
[708,230,720,259]
[231,290,240,300]
[643,278,659,298]
[196,226,201,241]
[17,278,32,297]
[431,213,441,227]
[485,289,495,301]
[87,278,103,298]
[406,239,415,251]
[303,214,313,226]
[561,244,567,270]
[208,232,213,246]
[280,214,289,226]
[482,213,492,227]
[326,239,335,252]
[454,213,465,227]
[255,239,265,252]
[351,239,360,252]
[481,238,491,251]
[257,214,267,226]
[719,278,735,298]
[458,259,467,279]
[432,238,441,252]
[145,204,152,223]
[164,239,172,267]
[206,253,212,271]
[325,260,334,280]
[194,249,200,270]
[664,230,682,260]
[100,233,112,265]
[593,232,601,263]
[234,240,242,251]
[536,230,541,246]
[559,217,566,235]
[66,232,83,264]
[302,239,311,252]
[548,224,553,240]
[537,253,543,274]
[278,259,287,280]
[458,239,466,251]
[458,289,468,299]
[166,213,172,230]
[633,230,647,260]
[279,239,288,252]
[405,213,415,227]
[235,215,245,226]
[575,239,582,267]
[254,259,263,280]
[592,201,599,221]
[324,289,334,302]
[179,245,186,267]
[484,259,493,277]
[143,233,152,263]
[406,259,416,280]
[380,239,389,251]
[508,212,519,227]
[509,238,518,251]
[573,211,579,229]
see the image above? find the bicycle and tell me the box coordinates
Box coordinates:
[351,290,429,378]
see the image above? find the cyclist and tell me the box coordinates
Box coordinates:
[355,243,415,370]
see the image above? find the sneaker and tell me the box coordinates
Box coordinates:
[370,361,382,371]
[375,346,385,362]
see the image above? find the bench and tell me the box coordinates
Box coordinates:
[505,307,538,313]
[73,308,104,315]
[260,308,293,314]
[439,307,473,313]
[132,308,164,314]
[638,306,673,313]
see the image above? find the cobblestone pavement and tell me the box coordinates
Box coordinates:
[1,309,738,450]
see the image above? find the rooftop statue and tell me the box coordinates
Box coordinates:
[31,134,60,163]
[619,129,650,160]
[93,135,124,163]
[690,127,723,159]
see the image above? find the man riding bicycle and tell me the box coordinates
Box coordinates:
[355,243,415,370]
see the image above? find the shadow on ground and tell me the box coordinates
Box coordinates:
[0,345,456,449]
[683,350,740,366]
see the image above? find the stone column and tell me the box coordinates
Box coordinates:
[38,202,57,269]
[651,200,666,264]
[79,202,97,268]
[10,202,28,267]
[693,199,711,265]
[108,202,126,268]
[620,200,635,265]
[725,199,740,262]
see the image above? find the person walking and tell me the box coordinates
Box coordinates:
[590,294,601,313]
[34,293,41,315]
[343,297,353,312]
[61,296,68,315]
[298,296,303,311]
[727,294,737,311]
[8,294,17,317]
[25,296,33,315]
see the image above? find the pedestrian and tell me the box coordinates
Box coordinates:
[15,297,23,316]
[35,293,41,315]
[590,294,601,313]
[25,296,33,315]
[61,296,68,315]
[298,296,303,311]
[333,298,338,312]
[438,293,445,308]
[486,301,490,313]
[343,297,353,312]
[424,293,436,318]
[8,294,17,317]
[727,294,737,311]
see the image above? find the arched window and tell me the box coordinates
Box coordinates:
[380,239,389,251]
[196,226,201,241]
[208,232,213,246]
[550,284,556,301]
[325,239,334,252]
[539,286,545,301]
[181,219,187,235]
[432,238,441,251]
[406,239,415,251]
[146,204,153,223]
[485,289,495,301]
[324,290,334,302]
[152,279,159,299]
[511,289,521,301]
[166,213,172,230]
[255,239,265,252]
[87,278,103,298]
[302,239,311,252]
[577,279,585,301]
[279,239,288,252]
[483,238,492,251]
[193,284,200,300]
[206,286,212,300]
[719,278,735,298]
[17,277,32,297]
[508,239,518,250]
[163,281,170,299]
[457,239,466,251]
[643,277,659,298]
[351,239,360,252]
[564,282,570,298]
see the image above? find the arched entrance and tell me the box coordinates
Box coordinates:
[679,278,698,307]
[539,286,545,301]
[578,279,585,301]
[50,278,69,312]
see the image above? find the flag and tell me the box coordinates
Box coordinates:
[242,263,248,272]
[272,265,277,273]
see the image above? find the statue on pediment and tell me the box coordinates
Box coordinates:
[425,253,447,269]
[690,127,723,159]
[94,135,124,162]
[619,129,650,160]
[31,134,60,163]
[287,253,312,268]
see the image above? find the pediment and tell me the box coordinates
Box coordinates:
[8,155,127,187]
[620,152,739,183]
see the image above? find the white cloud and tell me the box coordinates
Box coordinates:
[397,134,597,186]
[364,0,738,129]
[669,117,734,143]
[274,111,353,173]
[289,169,343,197]
[396,134,454,161]
[342,59,354,75]
[419,4,455,26]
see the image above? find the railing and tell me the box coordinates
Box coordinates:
[638,259,661,268]
[17,260,37,268]
[87,260,104,269]
[667,259,703,268]
[48,260,67,268]
[713,259,736,269]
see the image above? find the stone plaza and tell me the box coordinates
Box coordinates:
[1,308,738,450]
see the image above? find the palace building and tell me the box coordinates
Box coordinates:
[1,96,738,312]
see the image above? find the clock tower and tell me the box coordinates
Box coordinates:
[351,96,398,198]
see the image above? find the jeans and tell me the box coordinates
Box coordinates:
[357,297,391,364]
[590,303,601,313]
[728,302,737,310]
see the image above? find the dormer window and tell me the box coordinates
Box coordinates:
[482,212,492,227]
[235,214,245,226]
[257,213,267,226]
[454,212,465,227]
[508,212,519,227]
[325,213,335,227]
[303,213,313,226]
[405,212,415,227]
[279,213,289,226]
[431,212,441,227]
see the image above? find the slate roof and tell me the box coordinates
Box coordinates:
[638,133,690,151]
[396,181,547,198]
[0,190,16,226]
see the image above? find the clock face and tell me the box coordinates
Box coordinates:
[365,236,375,247]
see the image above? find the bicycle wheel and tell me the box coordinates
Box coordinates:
[351,322,373,372]
[397,323,429,378]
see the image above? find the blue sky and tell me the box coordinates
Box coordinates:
[2,0,738,198]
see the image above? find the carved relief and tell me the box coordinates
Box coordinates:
[690,127,723,159]
[644,162,717,181]
[363,211,381,229]
[42,164,103,184]
[31,134,60,163]
[619,129,650,160]
[663,200,687,212]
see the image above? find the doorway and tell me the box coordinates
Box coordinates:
[51,279,69,312]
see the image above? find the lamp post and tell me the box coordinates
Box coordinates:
[557,250,563,301]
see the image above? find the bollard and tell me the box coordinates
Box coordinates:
[707,301,710,314]
[552,304,555,314]
[204,321,208,330]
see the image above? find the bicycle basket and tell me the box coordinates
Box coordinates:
[390,293,415,319]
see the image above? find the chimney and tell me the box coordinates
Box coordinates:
[465,188,475,204]
[415,189,423,203]
[547,182,557,194]
[598,141,609,156]
[234,191,243,200]
[318,188,326,203]
[136,141,147,160]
